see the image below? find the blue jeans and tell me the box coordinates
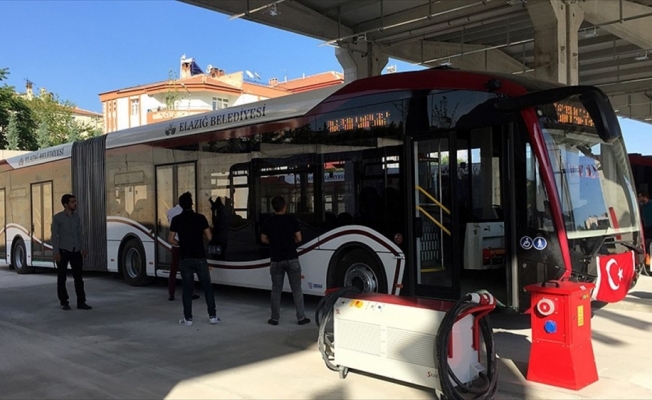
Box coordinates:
[270,258,305,321]
[179,258,216,320]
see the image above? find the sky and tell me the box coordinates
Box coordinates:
[2,0,652,154]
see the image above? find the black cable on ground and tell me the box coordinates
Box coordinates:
[436,295,498,400]
[315,286,361,371]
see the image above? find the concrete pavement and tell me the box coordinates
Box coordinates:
[0,264,651,399]
[493,274,652,399]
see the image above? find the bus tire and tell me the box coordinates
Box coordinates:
[334,248,387,294]
[12,238,34,274]
[120,238,152,286]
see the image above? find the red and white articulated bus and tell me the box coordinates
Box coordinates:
[0,69,642,311]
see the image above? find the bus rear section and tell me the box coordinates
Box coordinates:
[0,138,108,275]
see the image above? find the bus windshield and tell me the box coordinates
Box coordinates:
[539,101,639,240]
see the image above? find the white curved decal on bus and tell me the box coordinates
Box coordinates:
[5,223,32,265]
[202,225,405,297]
[106,217,156,274]
[5,143,72,170]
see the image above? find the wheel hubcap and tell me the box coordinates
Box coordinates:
[343,263,378,293]
[125,248,142,278]
[14,246,24,269]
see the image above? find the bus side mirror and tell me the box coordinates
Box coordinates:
[579,90,622,144]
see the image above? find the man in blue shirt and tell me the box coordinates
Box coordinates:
[51,194,91,310]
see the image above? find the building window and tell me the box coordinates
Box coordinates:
[212,97,228,110]
[131,99,139,116]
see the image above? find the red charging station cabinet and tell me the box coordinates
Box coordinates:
[524,280,598,390]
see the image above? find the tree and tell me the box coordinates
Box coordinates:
[36,121,50,149]
[0,68,38,150]
[66,122,82,143]
[76,120,102,139]
[1,67,99,149]
[5,112,20,150]
[430,95,459,129]
[27,90,77,146]
[165,68,181,112]
[87,126,103,138]
[161,69,190,120]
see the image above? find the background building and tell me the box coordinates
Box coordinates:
[71,107,103,137]
[15,81,103,142]
[99,55,344,133]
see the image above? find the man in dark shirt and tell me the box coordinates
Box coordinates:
[169,192,219,326]
[166,203,200,301]
[51,194,91,310]
[260,196,310,326]
[638,191,652,258]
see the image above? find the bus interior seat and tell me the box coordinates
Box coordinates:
[337,212,353,227]
[323,212,337,231]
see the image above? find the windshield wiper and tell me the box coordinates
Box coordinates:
[611,240,643,254]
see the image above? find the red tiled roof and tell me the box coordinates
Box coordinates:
[73,107,102,117]
[276,71,344,93]
[99,76,242,99]
[98,71,344,102]
[241,82,290,98]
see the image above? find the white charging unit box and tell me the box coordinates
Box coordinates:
[333,293,483,390]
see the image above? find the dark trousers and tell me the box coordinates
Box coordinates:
[645,227,652,254]
[270,258,306,321]
[56,249,86,306]
[168,246,179,297]
[179,258,216,320]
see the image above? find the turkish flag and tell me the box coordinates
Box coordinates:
[592,251,635,302]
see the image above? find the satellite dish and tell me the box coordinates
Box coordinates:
[254,72,261,80]
[207,64,213,71]
[245,70,255,79]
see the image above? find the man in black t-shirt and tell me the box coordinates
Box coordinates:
[260,196,310,326]
[169,192,219,326]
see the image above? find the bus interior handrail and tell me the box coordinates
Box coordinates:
[417,206,451,236]
[416,185,450,215]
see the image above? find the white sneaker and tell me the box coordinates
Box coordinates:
[179,318,193,326]
[209,316,221,324]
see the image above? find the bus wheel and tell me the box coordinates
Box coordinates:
[12,238,34,274]
[339,249,387,293]
[120,239,152,286]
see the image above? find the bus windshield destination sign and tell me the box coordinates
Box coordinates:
[555,102,594,127]
[326,111,392,133]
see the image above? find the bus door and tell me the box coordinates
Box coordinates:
[412,135,460,298]
[155,163,196,271]
[412,127,511,302]
[456,127,511,306]
[30,181,53,263]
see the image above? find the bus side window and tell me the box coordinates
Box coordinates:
[323,212,337,231]
[357,186,381,229]
[258,212,273,245]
